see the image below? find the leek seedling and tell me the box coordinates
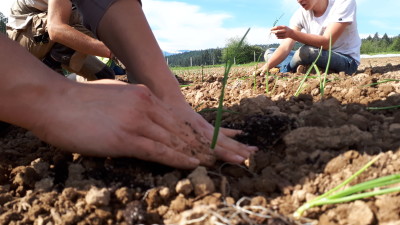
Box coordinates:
[294,47,323,97]
[362,79,400,88]
[367,105,400,110]
[294,155,400,219]
[320,34,332,99]
[210,28,251,149]
[253,52,264,91]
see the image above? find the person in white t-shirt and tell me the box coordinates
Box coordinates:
[258,0,361,75]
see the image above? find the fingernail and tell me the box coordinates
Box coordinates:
[233,155,245,163]
[189,157,200,165]
[250,146,259,152]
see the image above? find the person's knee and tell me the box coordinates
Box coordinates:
[264,48,276,62]
[296,45,320,64]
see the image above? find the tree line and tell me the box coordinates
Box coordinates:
[361,32,400,54]
[1,10,398,66]
[0,12,7,34]
[167,33,400,67]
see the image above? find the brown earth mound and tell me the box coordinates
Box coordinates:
[1,57,400,225]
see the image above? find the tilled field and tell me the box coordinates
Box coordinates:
[1,57,400,225]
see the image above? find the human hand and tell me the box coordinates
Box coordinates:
[166,102,258,165]
[253,65,269,76]
[271,25,293,39]
[31,80,218,169]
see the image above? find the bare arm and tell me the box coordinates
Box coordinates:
[258,27,298,74]
[0,34,71,129]
[272,22,350,50]
[47,0,112,58]
[97,0,257,164]
[0,34,210,169]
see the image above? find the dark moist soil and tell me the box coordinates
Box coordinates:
[1,57,400,225]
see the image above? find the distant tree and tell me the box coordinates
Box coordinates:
[366,35,372,41]
[0,12,7,34]
[390,37,400,51]
[222,37,263,64]
[372,32,380,42]
[380,33,391,50]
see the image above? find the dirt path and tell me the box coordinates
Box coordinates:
[1,57,400,225]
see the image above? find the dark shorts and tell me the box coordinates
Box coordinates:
[72,0,141,36]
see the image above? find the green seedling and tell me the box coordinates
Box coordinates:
[179,84,192,88]
[253,52,264,91]
[320,34,332,98]
[294,155,400,219]
[210,28,251,149]
[362,79,400,88]
[367,105,400,110]
[264,13,284,94]
[198,108,239,114]
[294,46,323,97]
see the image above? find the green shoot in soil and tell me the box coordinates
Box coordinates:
[320,34,332,99]
[362,79,400,87]
[264,13,284,94]
[211,28,251,149]
[294,155,400,219]
[294,47,322,97]
[367,105,400,110]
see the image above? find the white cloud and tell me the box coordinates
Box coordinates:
[142,0,276,52]
[0,0,13,17]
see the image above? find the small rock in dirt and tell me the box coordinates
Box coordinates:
[123,201,147,225]
[188,167,215,196]
[85,187,110,206]
[170,194,189,213]
[34,178,53,192]
[62,187,79,201]
[162,171,181,189]
[347,201,374,225]
[11,166,40,188]
[115,187,133,204]
[175,179,193,196]
[65,163,85,187]
[158,186,171,200]
[30,158,50,178]
[145,188,163,209]
[375,195,400,221]
[250,196,267,208]
[324,154,349,174]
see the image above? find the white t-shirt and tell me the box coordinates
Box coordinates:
[289,0,361,65]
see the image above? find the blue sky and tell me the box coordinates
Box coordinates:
[2,0,400,52]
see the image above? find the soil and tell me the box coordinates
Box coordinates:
[1,57,400,225]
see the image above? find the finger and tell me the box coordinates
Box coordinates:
[141,102,217,165]
[120,135,201,169]
[209,131,258,159]
[146,96,207,146]
[134,117,187,150]
[220,127,242,137]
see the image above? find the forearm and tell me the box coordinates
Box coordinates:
[97,0,186,103]
[0,35,73,130]
[290,30,330,50]
[48,24,111,58]
[266,47,291,69]
[264,39,295,69]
